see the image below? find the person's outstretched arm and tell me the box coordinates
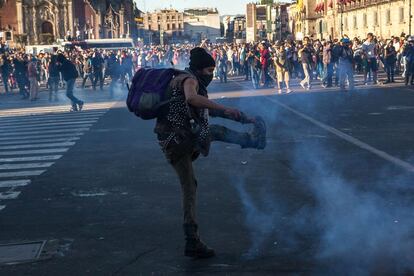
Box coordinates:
[183,77,241,120]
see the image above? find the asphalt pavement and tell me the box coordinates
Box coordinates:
[0,76,414,275]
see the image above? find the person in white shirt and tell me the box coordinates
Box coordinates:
[362,33,378,85]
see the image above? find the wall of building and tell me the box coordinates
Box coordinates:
[290,0,410,40]
[0,0,18,40]
[183,10,220,42]
[246,3,256,42]
[340,1,408,39]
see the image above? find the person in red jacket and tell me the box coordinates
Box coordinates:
[259,42,272,88]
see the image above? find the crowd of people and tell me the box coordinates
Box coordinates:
[0,32,413,108]
[206,32,414,93]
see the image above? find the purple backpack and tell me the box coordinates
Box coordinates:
[127,68,183,120]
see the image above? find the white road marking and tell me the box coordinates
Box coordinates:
[0,124,93,132]
[0,142,76,150]
[0,120,97,129]
[0,162,55,170]
[386,106,414,111]
[0,155,62,163]
[0,102,114,117]
[0,128,90,137]
[267,97,414,173]
[0,148,68,156]
[0,137,80,146]
[0,170,46,178]
[0,133,84,141]
[0,114,104,124]
[0,180,31,188]
[0,101,113,213]
[0,191,21,200]
[228,80,414,174]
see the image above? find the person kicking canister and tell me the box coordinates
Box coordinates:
[155,47,266,258]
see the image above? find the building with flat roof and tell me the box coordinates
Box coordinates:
[183,8,220,43]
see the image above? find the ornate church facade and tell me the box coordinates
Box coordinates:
[0,0,138,45]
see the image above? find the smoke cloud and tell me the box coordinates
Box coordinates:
[225,95,414,274]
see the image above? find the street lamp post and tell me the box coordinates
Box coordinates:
[408,0,413,35]
[340,2,344,37]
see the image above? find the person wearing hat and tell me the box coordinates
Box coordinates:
[338,37,355,91]
[57,53,84,111]
[154,47,266,259]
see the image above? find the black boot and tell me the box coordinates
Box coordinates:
[183,224,215,258]
[240,116,267,150]
[251,116,267,149]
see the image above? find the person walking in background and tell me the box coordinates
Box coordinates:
[0,54,11,95]
[299,37,314,90]
[384,40,397,83]
[13,55,29,99]
[48,54,60,102]
[92,50,104,91]
[259,42,272,88]
[27,56,39,101]
[82,54,93,88]
[402,36,414,85]
[218,49,228,83]
[338,38,355,91]
[57,54,84,112]
[107,52,121,98]
[322,41,334,88]
[247,46,261,89]
[362,33,378,85]
[274,43,292,94]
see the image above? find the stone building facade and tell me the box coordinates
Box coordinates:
[183,8,220,43]
[289,0,412,40]
[223,15,246,42]
[246,2,291,43]
[142,8,220,44]
[142,9,185,44]
[0,0,139,46]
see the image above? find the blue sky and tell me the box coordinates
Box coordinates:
[134,0,253,15]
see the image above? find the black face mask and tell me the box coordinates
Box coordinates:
[198,73,214,88]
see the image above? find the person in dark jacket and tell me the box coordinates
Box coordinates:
[0,54,11,94]
[384,40,397,83]
[338,38,355,91]
[107,53,121,98]
[403,36,414,85]
[57,54,84,111]
[13,55,29,99]
[91,51,104,91]
[48,54,60,101]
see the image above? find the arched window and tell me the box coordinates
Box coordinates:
[41,21,53,34]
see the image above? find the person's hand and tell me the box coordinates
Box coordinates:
[224,107,242,120]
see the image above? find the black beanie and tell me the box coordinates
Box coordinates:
[189,47,215,70]
[56,53,66,63]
